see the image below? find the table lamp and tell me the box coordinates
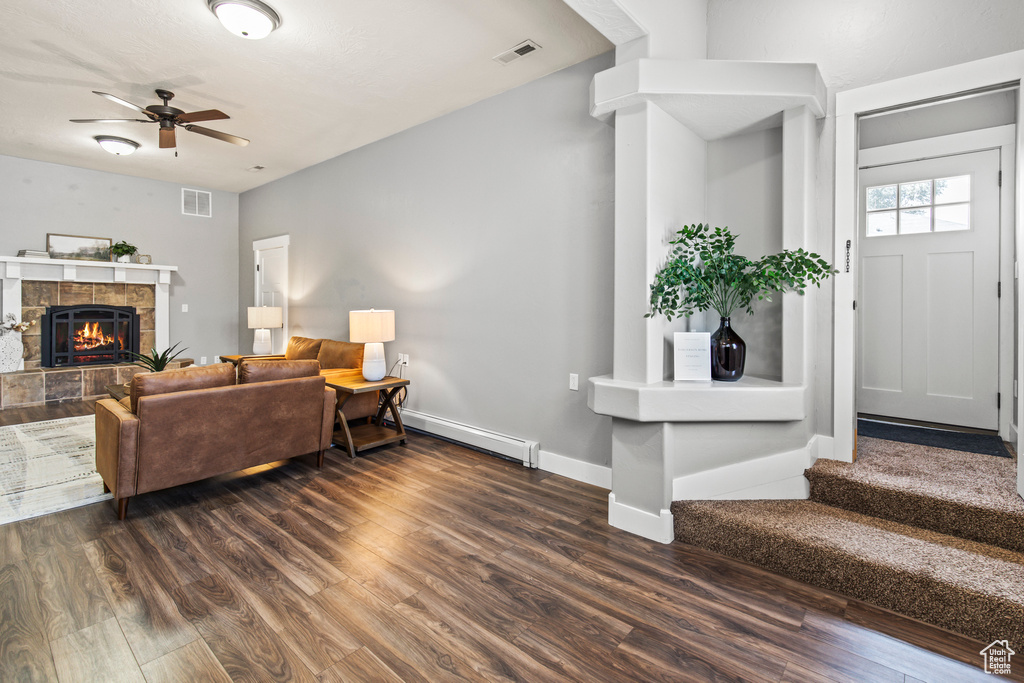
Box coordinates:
[247,306,283,355]
[349,309,395,381]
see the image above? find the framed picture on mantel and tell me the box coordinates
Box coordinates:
[674,332,712,382]
[46,233,112,262]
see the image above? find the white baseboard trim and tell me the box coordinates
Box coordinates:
[538,450,611,489]
[672,437,821,501]
[608,493,674,544]
[400,409,539,466]
[709,473,809,499]
[813,434,834,462]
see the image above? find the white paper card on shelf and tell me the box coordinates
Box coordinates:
[674,332,711,382]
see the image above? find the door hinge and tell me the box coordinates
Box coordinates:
[998,281,1001,298]
[998,170,1002,187]
[256,264,260,271]
[853,300,857,310]
[997,392,1001,409]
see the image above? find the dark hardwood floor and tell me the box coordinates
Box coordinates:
[0,405,1014,681]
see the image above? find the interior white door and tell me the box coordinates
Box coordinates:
[253,238,289,354]
[858,150,1000,430]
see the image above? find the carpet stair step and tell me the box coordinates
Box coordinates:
[806,442,1024,554]
[671,499,1024,645]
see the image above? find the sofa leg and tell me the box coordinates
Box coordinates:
[317,450,325,468]
[117,498,129,520]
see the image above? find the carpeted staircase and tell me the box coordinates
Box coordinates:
[671,436,1024,646]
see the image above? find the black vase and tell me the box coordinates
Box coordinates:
[710,317,745,381]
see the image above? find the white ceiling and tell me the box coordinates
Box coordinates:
[0,0,610,193]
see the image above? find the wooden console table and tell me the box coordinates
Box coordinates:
[323,373,410,457]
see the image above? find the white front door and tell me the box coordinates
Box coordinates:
[253,236,289,354]
[858,150,1000,430]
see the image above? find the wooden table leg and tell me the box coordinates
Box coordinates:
[332,393,358,458]
[377,387,407,444]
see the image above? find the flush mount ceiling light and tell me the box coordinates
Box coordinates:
[94,135,139,156]
[207,0,281,39]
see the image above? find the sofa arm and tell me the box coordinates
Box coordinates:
[95,398,140,499]
[321,386,337,451]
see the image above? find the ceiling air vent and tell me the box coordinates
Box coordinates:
[182,188,212,218]
[493,40,541,66]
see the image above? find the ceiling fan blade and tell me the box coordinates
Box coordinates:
[176,109,229,123]
[159,127,176,149]
[185,125,249,147]
[93,91,152,116]
[70,118,152,123]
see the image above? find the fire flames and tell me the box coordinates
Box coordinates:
[73,322,115,351]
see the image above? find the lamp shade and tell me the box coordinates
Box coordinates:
[247,306,283,329]
[349,309,395,343]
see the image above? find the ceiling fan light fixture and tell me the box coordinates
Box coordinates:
[94,136,139,156]
[207,0,281,39]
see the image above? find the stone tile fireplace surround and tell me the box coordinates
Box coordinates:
[0,256,179,409]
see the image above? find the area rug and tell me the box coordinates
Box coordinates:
[858,418,1011,458]
[0,415,109,526]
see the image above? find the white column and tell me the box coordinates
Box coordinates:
[155,269,171,350]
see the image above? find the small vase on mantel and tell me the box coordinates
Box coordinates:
[710,317,745,381]
[0,332,22,373]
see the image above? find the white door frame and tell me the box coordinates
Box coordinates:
[858,127,1015,437]
[252,234,290,353]
[833,49,1024,463]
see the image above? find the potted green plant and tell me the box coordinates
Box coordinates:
[648,223,835,381]
[110,240,138,263]
[129,341,186,373]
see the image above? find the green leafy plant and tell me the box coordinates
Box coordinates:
[129,341,186,372]
[648,223,835,321]
[111,241,138,257]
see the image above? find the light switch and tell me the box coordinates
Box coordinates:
[181,304,188,313]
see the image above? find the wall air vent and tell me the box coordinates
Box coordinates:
[182,188,212,218]
[493,40,541,66]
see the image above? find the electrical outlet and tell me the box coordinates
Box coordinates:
[201,356,207,365]
[569,373,579,391]
[401,353,410,366]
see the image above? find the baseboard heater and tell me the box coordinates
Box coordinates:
[398,409,539,467]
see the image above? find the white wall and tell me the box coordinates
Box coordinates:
[239,54,616,467]
[707,0,1024,436]
[0,155,240,362]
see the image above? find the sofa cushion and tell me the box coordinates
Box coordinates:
[317,340,363,370]
[130,362,236,413]
[239,359,321,384]
[285,336,323,360]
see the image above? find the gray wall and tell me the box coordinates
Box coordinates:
[0,155,240,363]
[860,90,1017,149]
[239,54,615,466]
[706,127,784,381]
[707,0,1024,436]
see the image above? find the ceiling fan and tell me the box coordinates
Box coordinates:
[70,89,249,150]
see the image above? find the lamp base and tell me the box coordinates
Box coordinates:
[252,328,272,355]
[362,342,386,381]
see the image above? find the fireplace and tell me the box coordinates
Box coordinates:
[41,305,140,367]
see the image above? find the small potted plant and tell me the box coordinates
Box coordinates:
[648,223,835,381]
[129,342,186,373]
[111,240,138,263]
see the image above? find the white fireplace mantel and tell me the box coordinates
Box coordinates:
[0,256,177,371]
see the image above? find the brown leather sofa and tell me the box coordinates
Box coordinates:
[95,360,335,519]
[264,336,379,421]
